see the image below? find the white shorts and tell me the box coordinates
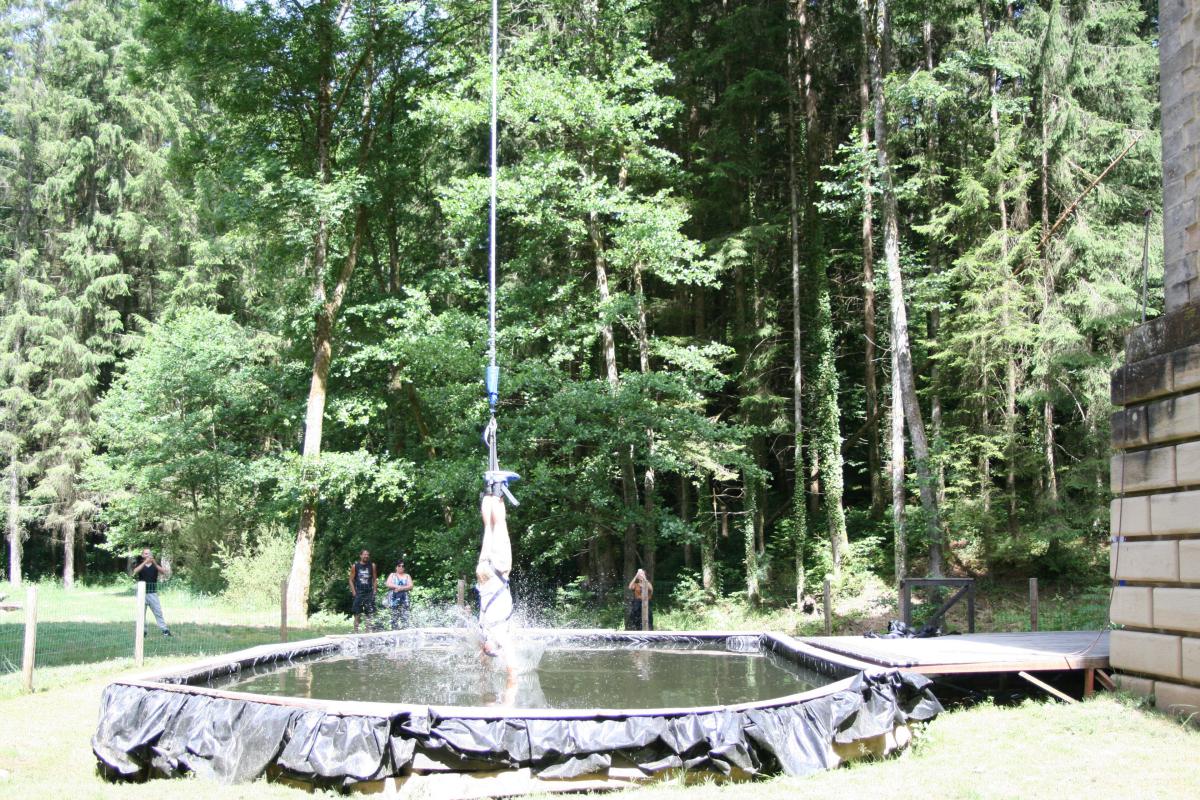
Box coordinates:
[477,575,512,642]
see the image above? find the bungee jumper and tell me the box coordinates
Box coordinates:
[475,0,519,657]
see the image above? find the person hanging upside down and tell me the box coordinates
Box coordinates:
[476,493,513,656]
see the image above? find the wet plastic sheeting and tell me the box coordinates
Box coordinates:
[93,669,941,787]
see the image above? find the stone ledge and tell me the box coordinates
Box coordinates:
[1124,302,1200,364]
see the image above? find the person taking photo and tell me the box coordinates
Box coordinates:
[133,548,173,638]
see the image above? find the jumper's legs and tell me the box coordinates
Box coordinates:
[477,494,513,656]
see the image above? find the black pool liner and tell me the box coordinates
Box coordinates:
[92,631,942,787]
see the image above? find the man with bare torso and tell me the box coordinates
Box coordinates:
[349,549,377,632]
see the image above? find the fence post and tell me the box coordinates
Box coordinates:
[21,585,37,692]
[456,579,465,609]
[823,578,832,636]
[280,578,288,643]
[1029,577,1039,632]
[134,580,146,667]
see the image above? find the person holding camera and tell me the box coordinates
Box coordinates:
[625,568,653,631]
[133,547,173,637]
[385,560,414,629]
[349,549,378,632]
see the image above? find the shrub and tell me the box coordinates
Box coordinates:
[216,524,295,610]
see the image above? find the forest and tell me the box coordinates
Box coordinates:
[0,0,1161,622]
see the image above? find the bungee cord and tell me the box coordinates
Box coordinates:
[482,0,518,505]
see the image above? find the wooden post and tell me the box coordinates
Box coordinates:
[21,585,37,692]
[967,583,976,634]
[134,580,146,667]
[823,578,832,636]
[1029,577,1039,632]
[456,579,466,609]
[1083,668,1095,698]
[280,578,288,643]
[639,573,650,632]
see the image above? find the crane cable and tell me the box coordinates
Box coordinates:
[482,0,518,505]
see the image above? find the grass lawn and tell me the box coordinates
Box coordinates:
[0,581,344,676]
[0,658,1196,800]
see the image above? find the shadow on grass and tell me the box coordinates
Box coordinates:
[0,620,342,673]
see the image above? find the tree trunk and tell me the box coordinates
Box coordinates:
[743,474,760,603]
[7,456,21,587]
[801,2,849,576]
[983,1,1020,535]
[860,50,883,520]
[588,209,640,582]
[923,16,947,511]
[1044,399,1058,503]
[891,344,906,586]
[286,21,336,626]
[1040,59,1060,507]
[701,478,717,592]
[681,476,694,570]
[861,0,942,575]
[62,519,75,589]
[287,203,369,624]
[633,261,657,581]
[786,3,809,603]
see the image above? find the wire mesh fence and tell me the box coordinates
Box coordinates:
[0,579,342,685]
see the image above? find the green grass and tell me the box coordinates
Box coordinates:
[614,697,1200,800]
[0,663,1195,799]
[0,580,343,675]
[0,578,1191,799]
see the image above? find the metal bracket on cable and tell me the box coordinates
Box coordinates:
[481,413,520,505]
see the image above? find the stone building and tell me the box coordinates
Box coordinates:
[1108,0,1200,716]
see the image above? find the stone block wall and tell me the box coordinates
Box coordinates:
[1108,0,1200,721]
[1110,307,1200,719]
[1161,0,1200,310]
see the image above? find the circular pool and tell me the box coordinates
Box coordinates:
[92,629,941,795]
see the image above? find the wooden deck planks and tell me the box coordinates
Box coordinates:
[801,630,1109,675]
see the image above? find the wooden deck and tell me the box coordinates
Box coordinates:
[801,630,1109,676]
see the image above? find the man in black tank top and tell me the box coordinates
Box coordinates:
[133,547,172,637]
[348,549,377,632]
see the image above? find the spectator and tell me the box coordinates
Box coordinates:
[133,548,173,637]
[349,549,377,632]
[385,560,413,629]
[626,569,653,631]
